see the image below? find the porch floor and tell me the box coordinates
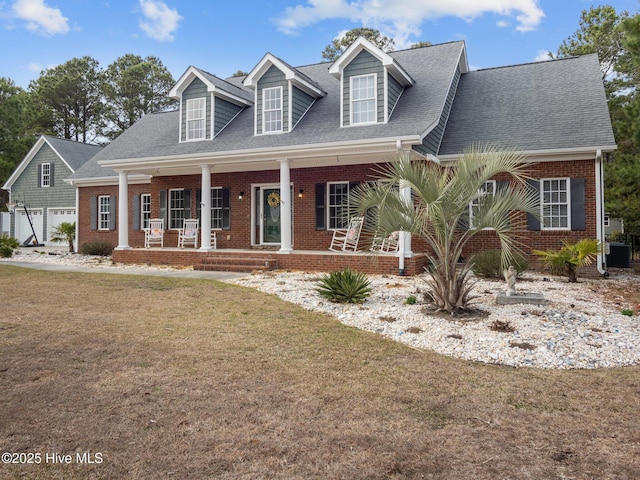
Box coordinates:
[112,247,427,276]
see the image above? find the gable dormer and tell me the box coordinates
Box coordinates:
[329,37,414,127]
[243,53,326,135]
[169,66,253,143]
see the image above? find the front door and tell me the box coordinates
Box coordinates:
[262,187,281,244]
[253,185,292,246]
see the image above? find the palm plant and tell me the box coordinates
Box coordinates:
[352,145,539,313]
[533,238,600,283]
[50,221,76,253]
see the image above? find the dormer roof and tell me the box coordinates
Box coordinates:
[329,36,414,87]
[243,53,326,98]
[169,66,253,106]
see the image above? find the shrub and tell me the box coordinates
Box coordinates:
[316,268,372,304]
[470,249,528,278]
[0,234,20,258]
[405,295,417,305]
[533,239,600,283]
[79,241,114,256]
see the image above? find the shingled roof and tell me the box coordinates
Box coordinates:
[439,54,615,155]
[70,41,615,182]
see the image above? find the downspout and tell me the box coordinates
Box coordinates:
[595,149,608,277]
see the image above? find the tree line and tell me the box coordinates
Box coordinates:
[0,54,176,204]
[2,10,640,236]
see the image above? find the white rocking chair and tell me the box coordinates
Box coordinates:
[370,231,400,253]
[144,218,164,248]
[177,219,199,248]
[329,216,364,252]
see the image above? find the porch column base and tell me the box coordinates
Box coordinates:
[278,247,293,254]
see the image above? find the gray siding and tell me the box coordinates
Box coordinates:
[11,143,76,241]
[291,86,314,128]
[419,66,461,155]
[343,50,384,126]
[388,74,404,117]
[256,66,288,134]
[214,97,243,136]
[181,78,211,141]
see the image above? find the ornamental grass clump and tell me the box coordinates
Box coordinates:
[316,268,372,304]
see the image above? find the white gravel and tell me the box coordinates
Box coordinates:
[228,269,640,370]
[3,248,639,370]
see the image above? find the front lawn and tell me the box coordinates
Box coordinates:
[0,265,638,479]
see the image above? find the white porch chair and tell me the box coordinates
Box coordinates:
[144,218,164,248]
[177,219,199,248]
[329,216,364,252]
[210,231,217,249]
[370,231,400,253]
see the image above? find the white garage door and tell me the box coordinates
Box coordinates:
[48,208,76,246]
[14,208,44,246]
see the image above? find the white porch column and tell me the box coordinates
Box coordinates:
[199,164,212,250]
[398,180,413,274]
[279,159,293,253]
[116,171,130,249]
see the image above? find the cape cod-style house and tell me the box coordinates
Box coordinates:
[68,38,616,274]
[2,135,102,247]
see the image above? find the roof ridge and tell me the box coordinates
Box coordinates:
[472,53,596,73]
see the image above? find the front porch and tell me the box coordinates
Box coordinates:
[112,247,428,276]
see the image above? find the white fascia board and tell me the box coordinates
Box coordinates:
[66,174,151,187]
[170,66,252,106]
[329,37,413,87]
[438,145,618,164]
[97,135,422,171]
[245,53,324,97]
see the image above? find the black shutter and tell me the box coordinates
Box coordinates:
[109,195,116,230]
[527,179,541,231]
[90,196,97,230]
[37,164,42,187]
[50,163,54,187]
[315,183,326,230]
[196,189,202,220]
[222,187,231,230]
[184,189,192,219]
[570,178,586,231]
[159,190,167,225]
[133,195,140,231]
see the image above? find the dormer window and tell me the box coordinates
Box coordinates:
[263,86,283,133]
[351,74,377,125]
[186,98,206,141]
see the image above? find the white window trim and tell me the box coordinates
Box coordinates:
[262,86,283,134]
[169,188,185,230]
[350,73,377,126]
[41,162,51,188]
[210,187,224,231]
[541,177,571,231]
[186,97,206,141]
[469,180,496,230]
[327,181,350,230]
[98,195,110,231]
[141,193,151,230]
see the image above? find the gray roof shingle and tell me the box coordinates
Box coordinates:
[438,54,616,155]
[70,43,615,181]
[44,135,103,171]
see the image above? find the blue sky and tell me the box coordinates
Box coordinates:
[1,0,638,89]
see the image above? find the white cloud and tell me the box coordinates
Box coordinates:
[138,0,182,42]
[12,0,69,36]
[276,0,545,48]
[534,50,553,62]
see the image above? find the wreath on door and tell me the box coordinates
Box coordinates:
[267,192,281,208]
